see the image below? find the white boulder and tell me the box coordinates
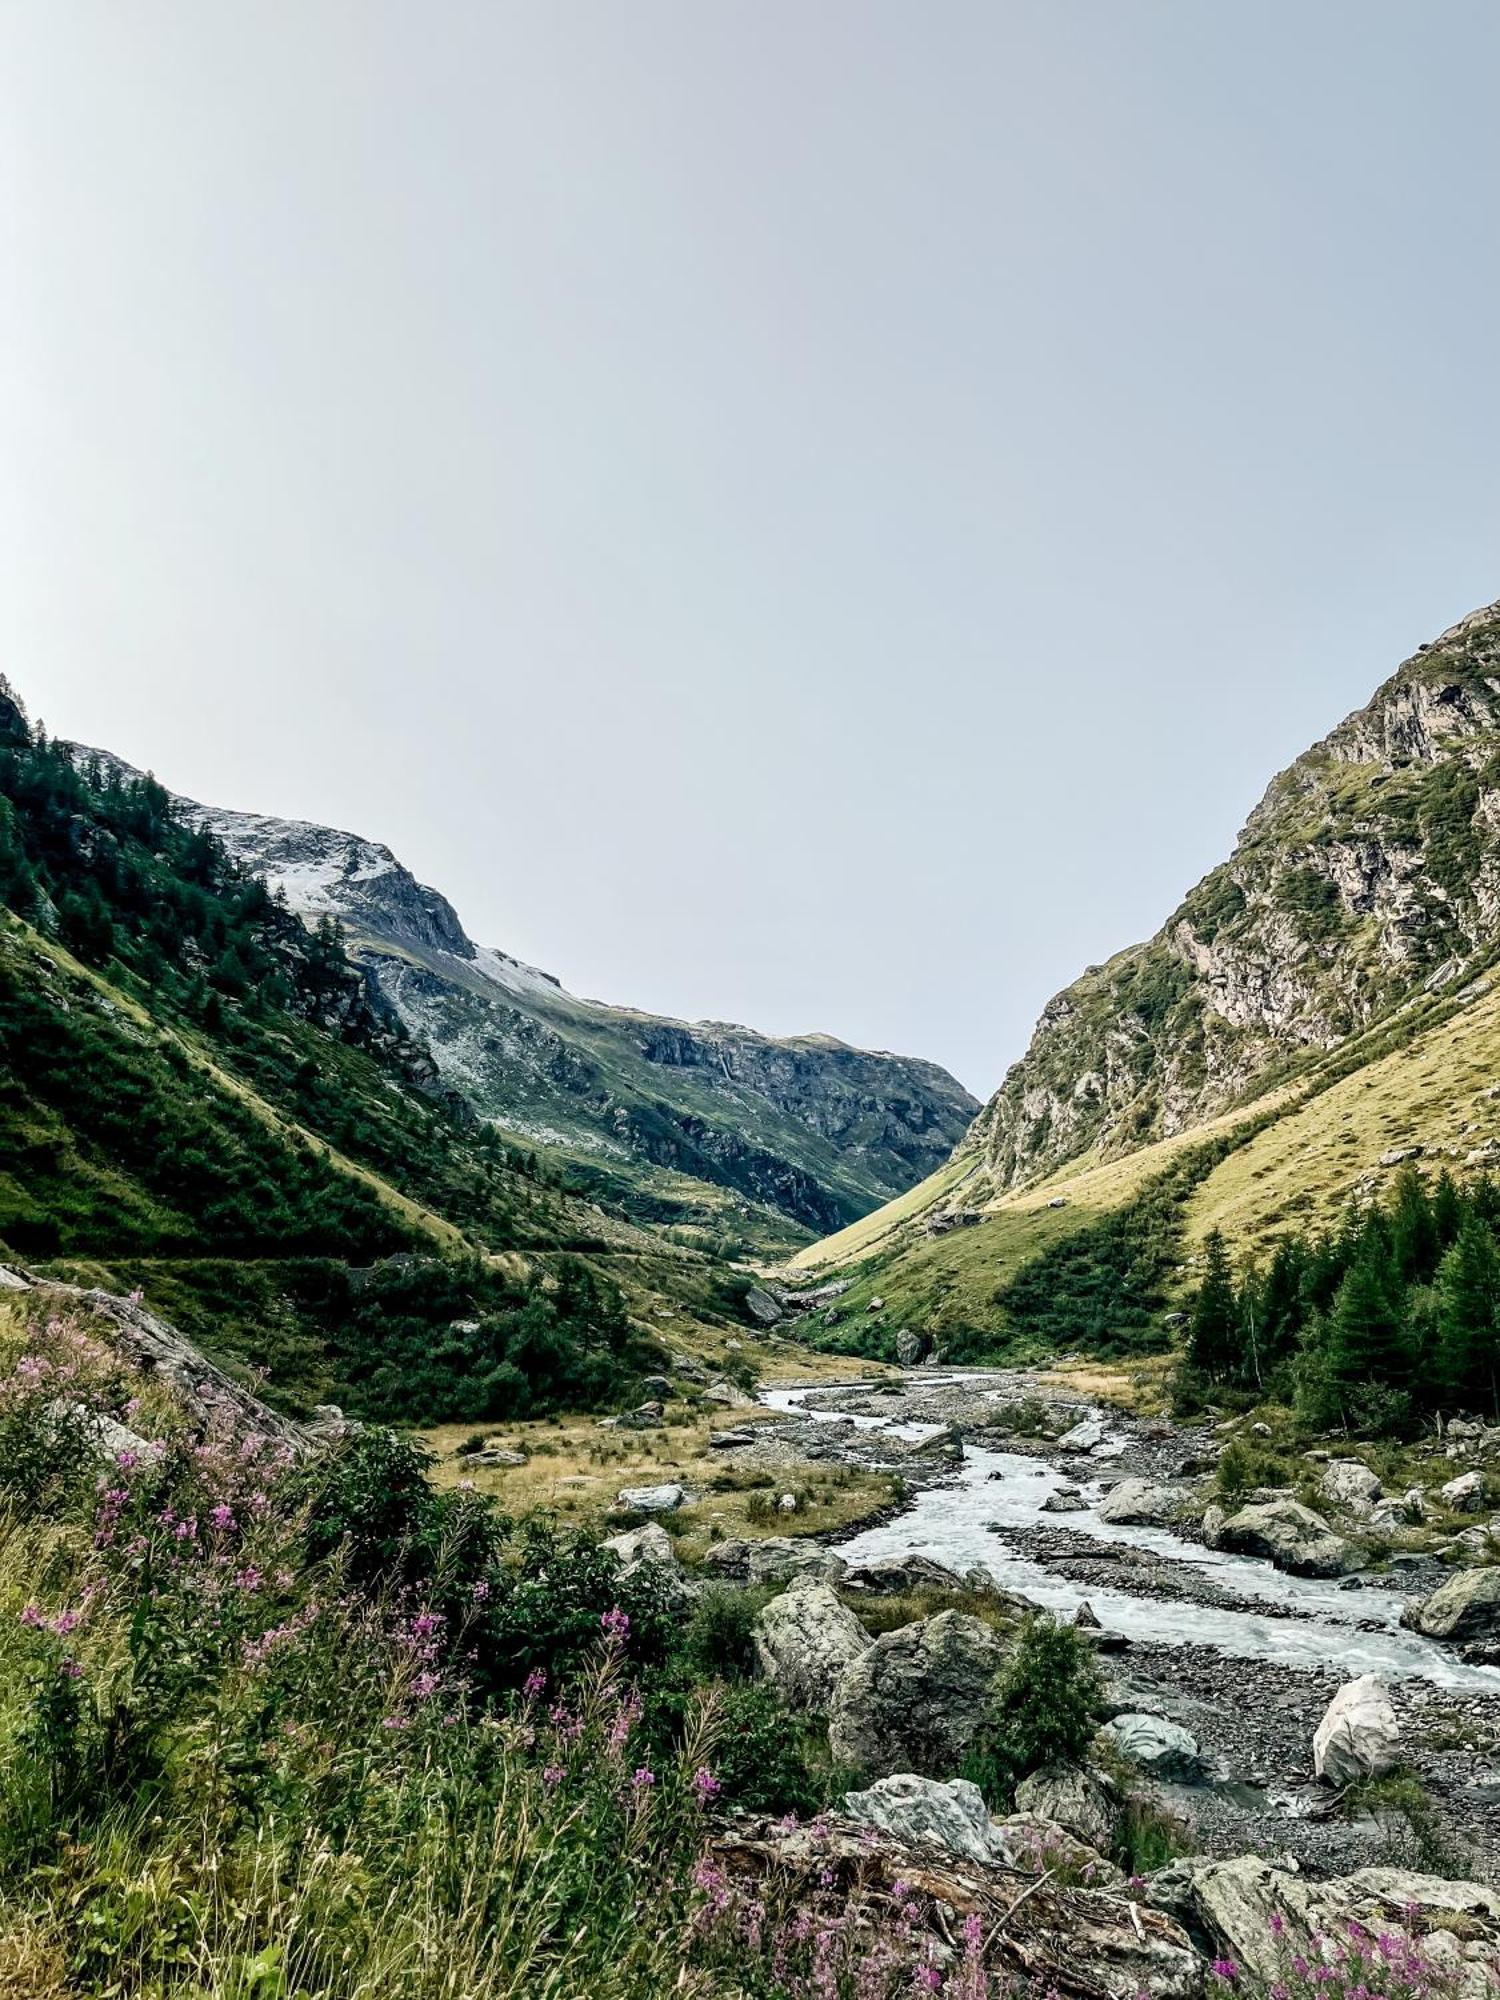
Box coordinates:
[1312,1675,1400,1787]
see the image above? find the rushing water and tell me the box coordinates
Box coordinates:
[763,1378,1500,1693]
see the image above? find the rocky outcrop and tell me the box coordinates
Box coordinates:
[1312,1676,1401,1786]
[1218,1498,1359,1578]
[1013,1762,1118,1853]
[752,1578,871,1710]
[954,604,1500,1194]
[1320,1460,1383,1510]
[699,1538,848,1587]
[841,1774,1002,1867]
[827,1611,1007,1779]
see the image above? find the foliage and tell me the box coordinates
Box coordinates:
[960,1615,1103,1807]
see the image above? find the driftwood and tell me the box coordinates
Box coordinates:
[711,1815,1204,1999]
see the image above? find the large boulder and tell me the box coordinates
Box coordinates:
[615,1482,685,1515]
[1321,1459,1383,1510]
[1312,1675,1400,1787]
[1219,1498,1359,1577]
[894,1329,926,1368]
[1014,1762,1118,1853]
[1096,1478,1189,1527]
[841,1773,999,1866]
[752,1578,871,1711]
[1441,1470,1487,1513]
[1099,1713,1207,1784]
[1056,1417,1106,1452]
[828,1611,1007,1779]
[1184,1856,1500,1990]
[1406,1565,1500,1646]
[603,1520,695,1608]
[842,1553,968,1597]
[699,1537,848,1587]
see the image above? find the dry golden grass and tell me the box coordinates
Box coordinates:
[422,1404,897,1558]
[1031,1353,1176,1417]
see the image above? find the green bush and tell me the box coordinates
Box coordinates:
[960,1615,1103,1807]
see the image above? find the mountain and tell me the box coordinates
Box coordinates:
[792,598,1500,1349]
[71,753,977,1248]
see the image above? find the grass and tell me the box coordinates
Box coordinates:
[422,1407,900,1559]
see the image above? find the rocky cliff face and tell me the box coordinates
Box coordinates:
[967,599,1500,1192]
[72,755,976,1234]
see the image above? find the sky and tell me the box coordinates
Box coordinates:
[3,4,1498,1099]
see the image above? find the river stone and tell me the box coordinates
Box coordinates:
[1321,1459,1383,1510]
[1014,1762,1118,1852]
[1099,1713,1207,1784]
[1057,1417,1106,1452]
[1201,1503,1227,1548]
[1043,1486,1087,1513]
[1407,1565,1500,1645]
[903,1425,964,1463]
[752,1577,871,1710]
[615,1482,685,1515]
[842,1553,967,1596]
[1441,1470,1487,1513]
[841,1773,999,1866]
[1219,1498,1359,1577]
[1096,1478,1188,1527]
[828,1611,1007,1779]
[1312,1674,1401,1787]
[700,1537,849,1587]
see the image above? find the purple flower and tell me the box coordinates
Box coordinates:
[692,1766,721,1803]
[58,1659,83,1680]
[542,1764,565,1788]
[600,1606,631,1643]
[631,1766,655,1790]
[1210,1961,1240,1983]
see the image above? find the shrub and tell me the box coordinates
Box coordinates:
[960,1615,1103,1807]
[683,1585,765,1682]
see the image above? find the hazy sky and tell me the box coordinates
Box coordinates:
[4,4,1498,1096]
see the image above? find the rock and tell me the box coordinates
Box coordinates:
[1407,1566,1500,1645]
[753,1578,871,1710]
[1201,1503,1227,1549]
[1186,1855,1500,1988]
[742,1286,783,1327]
[867,1298,885,1313]
[903,1425,964,1464]
[842,1773,1000,1865]
[1321,1459,1383,1509]
[616,1400,665,1431]
[704,1379,756,1410]
[1096,1478,1189,1527]
[604,1521,677,1569]
[1441,1470,1487,1512]
[1219,1498,1359,1577]
[639,1374,673,1399]
[470,1446,527,1467]
[1313,1675,1401,1787]
[1057,1417,1106,1452]
[45,1398,153,1463]
[707,1428,756,1449]
[0,1264,31,1290]
[700,1537,848,1587]
[1014,1763,1117,1853]
[991,1813,1122,1886]
[1042,1486,1087,1513]
[894,1329,926,1368]
[777,1492,798,1514]
[842,1554,967,1596]
[1380,1146,1421,1167]
[828,1611,1007,1779]
[615,1482,685,1515]
[1099,1713,1207,1784]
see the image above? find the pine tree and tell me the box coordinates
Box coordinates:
[1186,1230,1239,1380]
[1389,1167,1440,1286]
[1327,1250,1409,1396]
[1436,1215,1500,1415]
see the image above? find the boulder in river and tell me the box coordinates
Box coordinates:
[1406,1565,1500,1647]
[1312,1674,1400,1786]
[1014,1761,1118,1853]
[1096,1477,1189,1527]
[1320,1459,1383,1510]
[1057,1416,1107,1452]
[1201,1502,1227,1548]
[1099,1712,1207,1784]
[1042,1485,1087,1513]
[752,1577,871,1710]
[828,1611,1007,1779]
[1219,1498,1359,1577]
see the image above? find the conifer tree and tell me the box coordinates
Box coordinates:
[1186,1229,1238,1379]
[1436,1215,1500,1415]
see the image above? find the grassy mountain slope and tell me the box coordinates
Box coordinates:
[0,683,751,1419]
[790,599,1500,1359]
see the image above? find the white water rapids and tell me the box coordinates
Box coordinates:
[762,1378,1500,1693]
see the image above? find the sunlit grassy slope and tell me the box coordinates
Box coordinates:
[788,970,1500,1336]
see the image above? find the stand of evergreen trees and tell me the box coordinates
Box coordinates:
[1180,1166,1500,1432]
